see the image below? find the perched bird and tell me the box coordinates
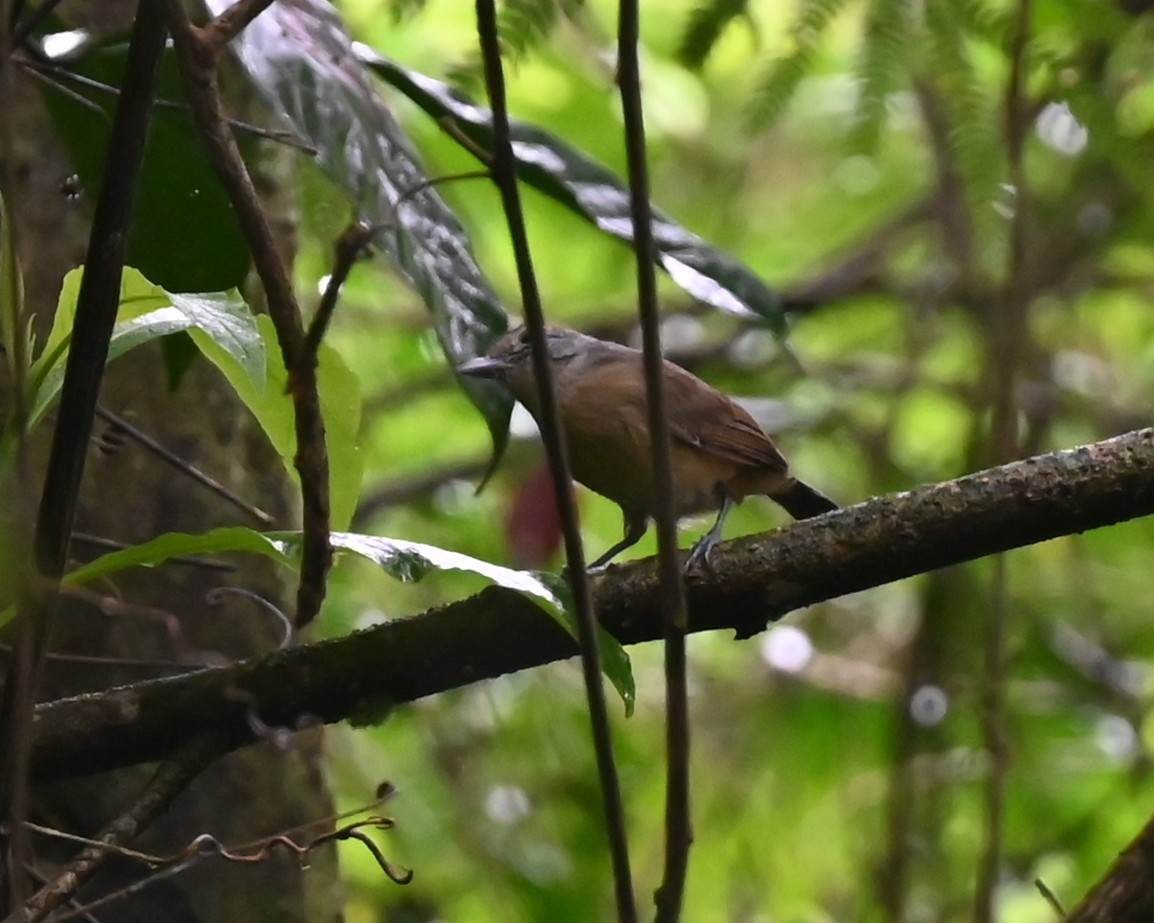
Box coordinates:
[459,326,837,568]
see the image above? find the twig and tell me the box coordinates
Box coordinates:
[206,587,293,651]
[0,5,168,910]
[160,0,331,627]
[200,0,277,53]
[22,782,406,921]
[7,0,65,55]
[94,406,274,526]
[18,733,223,923]
[615,2,691,920]
[41,861,196,923]
[1034,878,1065,917]
[472,4,636,921]
[302,222,376,364]
[15,58,318,152]
[352,456,490,526]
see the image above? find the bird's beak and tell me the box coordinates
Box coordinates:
[457,356,510,380]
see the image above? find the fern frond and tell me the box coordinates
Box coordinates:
[923,0,1002,202]
[745,0,851,132]
[498,0,563,62]
[849,0,915,152]
[446,0,579,93]
[952,0,1012,46]
[677,0,750,70]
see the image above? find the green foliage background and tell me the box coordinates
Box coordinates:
[261,1,1154,920]
[17,0,1154,919]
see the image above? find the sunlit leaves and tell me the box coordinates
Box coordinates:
[24,267,264,430]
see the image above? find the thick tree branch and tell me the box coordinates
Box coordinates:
[25,428,1154,785]
[1064,809,1154,922]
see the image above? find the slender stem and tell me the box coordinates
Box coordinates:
[93,406,274,526]
[7,0,65,57]
[473,3,636,921]
[615,1,692,920]
[302,223,375,364]
[202,0,278,51]
[20,735,222,923]
[160,0,331,626]
[974,3,1033,921]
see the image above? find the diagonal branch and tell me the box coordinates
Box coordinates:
[22,428,1154,786]
[159,0,330,627]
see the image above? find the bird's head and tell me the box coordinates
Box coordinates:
[457,326,603,400]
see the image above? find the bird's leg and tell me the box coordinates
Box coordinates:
[588,512,649,569]
[686,495,734,570]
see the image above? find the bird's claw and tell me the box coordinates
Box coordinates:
[684,535,718,572]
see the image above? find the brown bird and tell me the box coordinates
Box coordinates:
[459,326,837,568]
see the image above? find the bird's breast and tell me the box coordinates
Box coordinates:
[561,413,734,518]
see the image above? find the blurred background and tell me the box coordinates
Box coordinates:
[284,1,1154,920]
[8,0,1154,918]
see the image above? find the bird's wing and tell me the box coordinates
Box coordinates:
[663,361,789,471]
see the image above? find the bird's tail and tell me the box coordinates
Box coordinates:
[771,479,838,520]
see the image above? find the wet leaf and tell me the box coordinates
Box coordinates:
[206,0,513,457]
[280,530,635,712]
[363,52,785,330]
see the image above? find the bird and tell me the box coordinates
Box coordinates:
[458,326,837,569]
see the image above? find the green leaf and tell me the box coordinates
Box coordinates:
[31,266,168,399]
[278,530,635,713]
[191,314,363,532]
[204,0,513,461]
[364,52,786,332]
[64,526,291,586]
[36,32,250,291]
[26,270,265,429]
[64,524,634,713]
[169,291,267,387]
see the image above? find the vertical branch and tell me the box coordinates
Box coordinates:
[0,3,168,910]
[473,4,636,922]
[615,2,693,921]
[974,2,1033,921]
[159,0,331,627]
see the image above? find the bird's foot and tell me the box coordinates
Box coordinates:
[684,533,719,572]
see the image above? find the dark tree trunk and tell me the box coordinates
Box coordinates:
[0,7,342,920]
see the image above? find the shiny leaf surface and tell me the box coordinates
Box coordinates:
[363,52,785,330]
